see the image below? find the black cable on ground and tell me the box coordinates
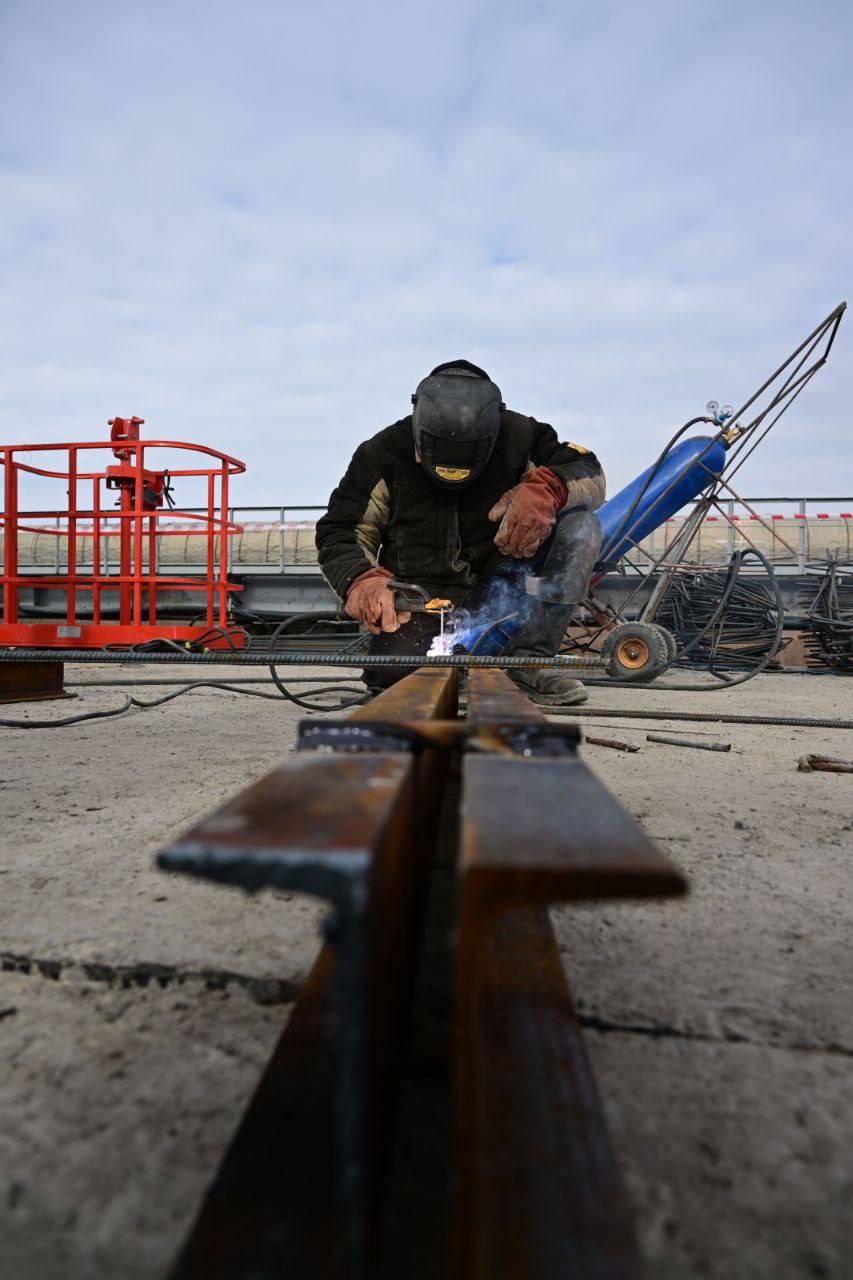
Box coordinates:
[263,615,371,710]
[66,676,364,687]
[0,698,135,729]
[0,679,367,728]
[128,682,366,711]
[1,614,377,725]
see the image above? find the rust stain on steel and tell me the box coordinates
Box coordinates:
[460,755,686,903]
[186,752,411,856]
[646,733,732,753]
[798,752,853,773]
[452,906,639,1280]
[0,659,75,705]
[349,666,458,723]
[452,671,683,1278]
[158,666,458,1280]
[464,667,552,724]
[169,947,339,1280]
[584,734,641,753]
[461,671,686,905]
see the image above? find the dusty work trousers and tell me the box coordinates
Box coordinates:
[364,508,602,692]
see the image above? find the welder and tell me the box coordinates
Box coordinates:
[315,360,605,704]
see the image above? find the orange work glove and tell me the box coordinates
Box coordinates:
[489,466,568,558]
[344,567,412,634]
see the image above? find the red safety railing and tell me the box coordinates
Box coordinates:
[0,417,246,648]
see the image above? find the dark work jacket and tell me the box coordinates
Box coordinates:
[315,410,605,604]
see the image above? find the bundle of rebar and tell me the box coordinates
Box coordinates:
[800,559,853,673]
[657,564,782,672]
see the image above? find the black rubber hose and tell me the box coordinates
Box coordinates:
[264,616,370,710]
[128,682,365,711]
[66,677,364,687]
[0,679,367,728]
[0,698,135,729]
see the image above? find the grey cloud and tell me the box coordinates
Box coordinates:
[0,0,850,510]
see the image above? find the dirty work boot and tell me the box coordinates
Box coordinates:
[509,664,589,705]
[503,600,588,705]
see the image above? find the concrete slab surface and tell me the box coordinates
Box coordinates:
[0,663,851,1278]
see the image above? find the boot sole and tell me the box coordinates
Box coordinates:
[524,687,589,706]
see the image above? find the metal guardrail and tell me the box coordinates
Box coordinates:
[7,499,853,580]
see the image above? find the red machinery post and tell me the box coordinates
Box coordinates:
[133,432,144,625]
[206,472,215,628]
[220,460,230,628]
[92,476,101,626]
[67,446,78,626]
[2,448,18,625]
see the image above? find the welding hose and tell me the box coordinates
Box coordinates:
[0,678,368,728]
[263,615,370,709]
[66,676,365,687]
[0,698,137,729]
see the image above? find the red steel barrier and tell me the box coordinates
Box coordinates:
[0,417,245,648]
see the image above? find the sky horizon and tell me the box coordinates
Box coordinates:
[1,1,851,507]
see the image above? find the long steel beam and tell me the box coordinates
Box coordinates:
[452,671,686,1278]
[156,666,688,1279]
[159,668,457,1278]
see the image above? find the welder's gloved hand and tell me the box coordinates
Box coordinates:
[344,567,412,635]
[489,466,568,558]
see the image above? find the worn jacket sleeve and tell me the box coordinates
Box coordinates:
[315,437,392,599]
[528,419,606,511]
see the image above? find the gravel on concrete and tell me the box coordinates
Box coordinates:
[0,663,850,1278]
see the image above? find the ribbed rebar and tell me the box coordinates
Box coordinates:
[545,706,853,730]
[0,647,605,670]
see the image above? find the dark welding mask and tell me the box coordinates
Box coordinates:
[412,360,504,488]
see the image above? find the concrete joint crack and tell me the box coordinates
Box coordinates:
[0,950,300,1006]
[578,1011,853,1058]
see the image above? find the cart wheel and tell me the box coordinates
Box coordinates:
[650,623,678,664]
[603,622,669,682]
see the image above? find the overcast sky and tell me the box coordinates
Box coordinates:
[1,0,850,508]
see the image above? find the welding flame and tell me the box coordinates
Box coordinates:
[426,566,533,655]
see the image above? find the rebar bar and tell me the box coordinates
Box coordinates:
[0,647,606,670]
[546,706,853,730]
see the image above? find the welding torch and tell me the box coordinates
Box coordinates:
[386,580,453,638]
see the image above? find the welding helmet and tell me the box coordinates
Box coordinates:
[412,360,504,488]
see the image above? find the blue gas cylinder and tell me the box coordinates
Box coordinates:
[595,434,726,565]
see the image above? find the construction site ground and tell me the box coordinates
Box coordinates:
[0,663,851,1280]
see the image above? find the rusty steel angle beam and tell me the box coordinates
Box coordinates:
[0,659,74,704]
[158,667,458,1279]
[462,670,687,905]
[453,906,638,1280]
[452,671,687,1278]
[168,948,338,1280]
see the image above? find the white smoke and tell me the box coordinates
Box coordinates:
[427,565,534,655]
